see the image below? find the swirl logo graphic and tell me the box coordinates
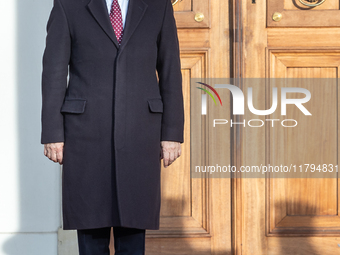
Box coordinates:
[196,82,222,106]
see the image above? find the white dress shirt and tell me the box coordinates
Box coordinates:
[105,0,130,29]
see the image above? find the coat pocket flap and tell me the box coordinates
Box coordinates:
[60,98,87,113]
[147,98,163,113]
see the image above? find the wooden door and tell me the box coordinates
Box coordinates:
[145,0,231,254]
[234,0,340,254]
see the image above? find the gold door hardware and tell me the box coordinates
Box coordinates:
[171,0,179,5]
[298,0,326,7]
[195,12,204,22]
[272,12,282,22]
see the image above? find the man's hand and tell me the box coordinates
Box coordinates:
[44,142,64,165]
[160,141,181,168]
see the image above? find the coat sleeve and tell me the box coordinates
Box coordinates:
[40,0,71,144]
[156,0,184,144]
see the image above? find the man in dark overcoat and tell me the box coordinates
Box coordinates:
[40,0,184,253]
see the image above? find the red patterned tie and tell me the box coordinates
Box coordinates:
[109,0,124,45]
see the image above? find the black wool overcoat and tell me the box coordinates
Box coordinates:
[41,0,184,230]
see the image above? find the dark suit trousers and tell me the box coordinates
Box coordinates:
[77,227,146,255]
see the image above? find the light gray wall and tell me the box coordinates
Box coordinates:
[0,0,62,254]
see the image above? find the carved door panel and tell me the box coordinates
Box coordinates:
[235,0,340,254]
[143,0,231,254]
[267,0,340,27]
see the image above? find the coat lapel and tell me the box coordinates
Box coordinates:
[119,0,148,51]
[87,0,119,48]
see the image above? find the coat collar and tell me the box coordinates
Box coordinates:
[87,0,148,51]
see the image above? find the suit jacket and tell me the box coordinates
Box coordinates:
[41,0,184,230]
